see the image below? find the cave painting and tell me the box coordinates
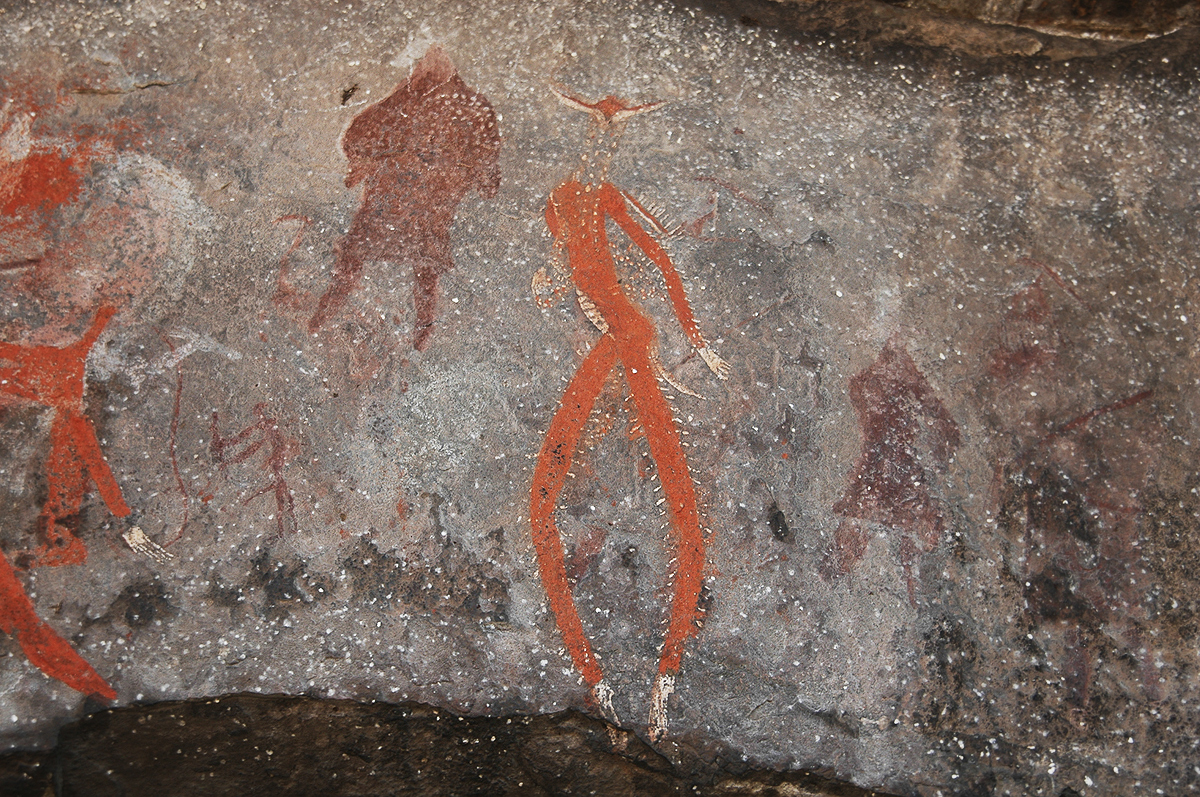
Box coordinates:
[1000,390,1161,711]
[0,307,124,700]
[822,339,960,607]
[309,45,501,351]
[530,89,729,742]
[0,88,195,700]
[0,306,130,568]
[211,403,300,539]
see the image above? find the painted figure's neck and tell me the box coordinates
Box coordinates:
[571,125,624,186]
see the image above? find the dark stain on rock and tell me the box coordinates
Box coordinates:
[767,501,791,542]
[1020,465,1100,550]
[245,550,334,621]
[308,45,502,351]
[915,615,981,734]
[1024,564,1091,623]
[340,532,510,626]
[1142,475,1200,643]
[93,581,175,632]
[620,544,640,571]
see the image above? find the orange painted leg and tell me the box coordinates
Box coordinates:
[531,334,618,716]
[70,412,131,519]
[621,347,704,741]
[0,547,115,699]
[31,413,129,568]
[34,416,88,567]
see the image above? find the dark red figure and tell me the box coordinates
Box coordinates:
[309,46,501,351]
[823,340,959,606]
[211,404,299,538]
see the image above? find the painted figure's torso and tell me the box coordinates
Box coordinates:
[548,179,652,347]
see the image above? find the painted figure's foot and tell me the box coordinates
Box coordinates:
[697,346,730,379]
[591,678,620,726]
[648,672,676,743]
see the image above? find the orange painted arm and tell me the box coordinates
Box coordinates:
[602,184,704,348]
[80,305,117,348]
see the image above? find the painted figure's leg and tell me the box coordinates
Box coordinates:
[620,345,705,741]
[34,415,90,567]
[531,334,618,719]
[0,547,116,699]
[309,239,364,332]
[69,413,131,520]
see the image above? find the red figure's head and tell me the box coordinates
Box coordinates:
[551,88,666,127]
[552,87,666,184]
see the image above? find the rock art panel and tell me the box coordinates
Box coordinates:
[531,90,729,742]
[0,4,1195,795]
[0,79,203,702]
[306,45,502,352]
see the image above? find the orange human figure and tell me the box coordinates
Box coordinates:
[0,305,130,567]
[530,89,728,742]
[0,305,125,700]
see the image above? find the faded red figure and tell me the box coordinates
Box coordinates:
[309,46,501,351]
[211,403,300,539]
[530,89,728,742]
[822,339,960,606]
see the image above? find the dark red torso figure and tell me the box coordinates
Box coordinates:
[309,46,501,351]
[530,91,728,741]
[824,340,959,606]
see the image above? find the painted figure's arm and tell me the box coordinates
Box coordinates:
[80,305,117,348]
[603,185,728,378]
[534,196,572,307]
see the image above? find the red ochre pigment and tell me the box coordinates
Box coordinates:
[309,46,501,351]
[824,340,959,606]
[0,306,125,699]
[530,91,728,741]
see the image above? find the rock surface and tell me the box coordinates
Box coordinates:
[0,1,1196,795]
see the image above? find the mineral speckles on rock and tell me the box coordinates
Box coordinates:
[0,1,1196,795]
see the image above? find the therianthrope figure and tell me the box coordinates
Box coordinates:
[530,89,727,742]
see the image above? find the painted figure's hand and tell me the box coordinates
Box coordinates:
[698,346,729,379]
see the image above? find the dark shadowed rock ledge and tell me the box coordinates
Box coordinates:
[0,694,894,797]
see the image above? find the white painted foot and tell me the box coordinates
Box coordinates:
[648,672,675,743]
[593,679,619,725]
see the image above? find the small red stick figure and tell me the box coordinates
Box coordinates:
[530,89,728,742]
[210,403,299,538]
[0,305,130,567]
